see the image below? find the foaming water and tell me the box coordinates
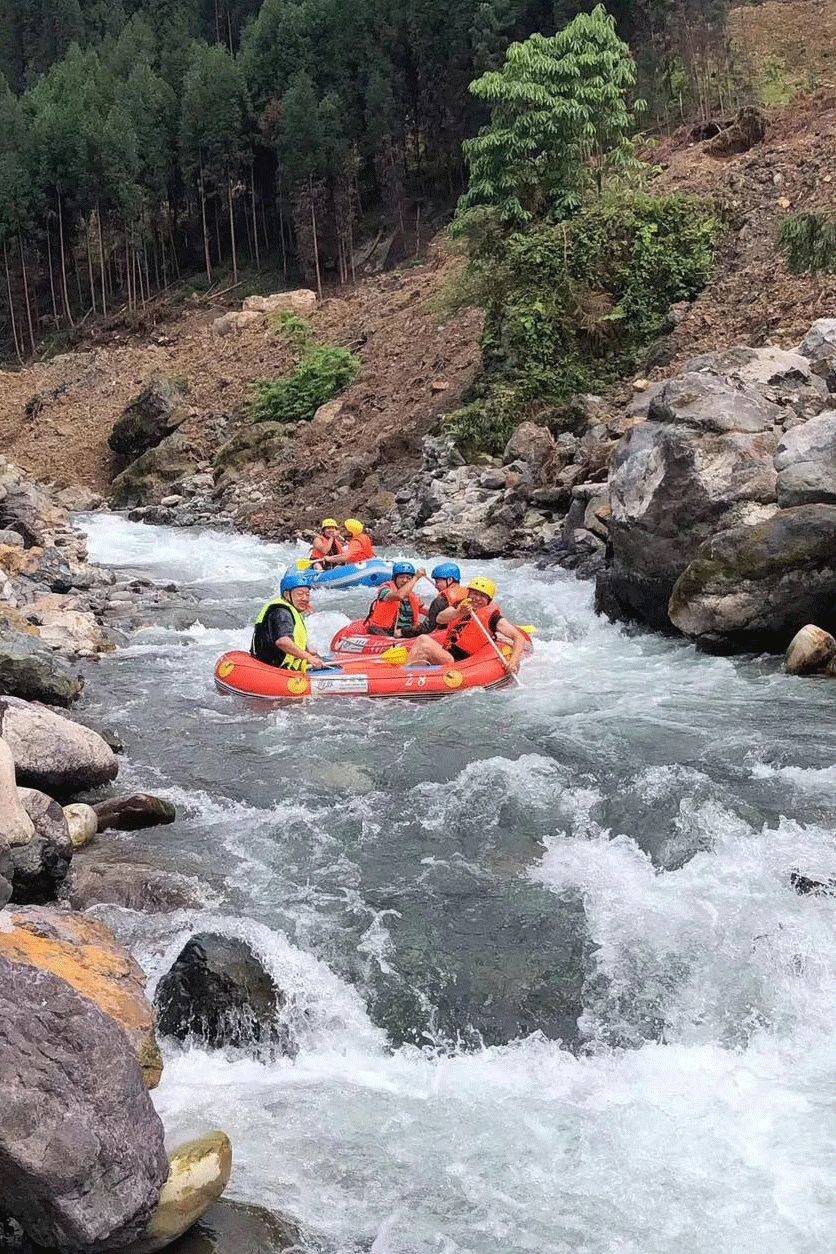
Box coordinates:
[78,514,836,1253]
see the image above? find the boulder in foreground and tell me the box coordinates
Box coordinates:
[785,624,836,676]
[0,956,168,1251]
[94,792,177,832]
[0,626,83,706]
[123,1132,232,1254]
[60,857,202,913]
[0,696,118,795]
[11,788,73,903]
[668,504,836,652]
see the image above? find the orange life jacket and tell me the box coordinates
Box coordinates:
[365,581,423,633]
[345,534,375,563]
[311,534,344,560]
[444,604,503,657]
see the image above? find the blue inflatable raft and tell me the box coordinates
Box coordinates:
[306,558,393,590]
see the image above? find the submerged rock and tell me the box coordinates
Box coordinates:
[155,933,287,1053]
[167,1199,304,1254]
[668,504,836,652]
[94,792,177,832]
[785,624,836,676]
[60,857,202,913]
[0,906,163,1088]
[0,696,118,795]
[11,788,73,903]
[123,1132,233,1254]
[0,626,83,705]
[0,957,168,1251]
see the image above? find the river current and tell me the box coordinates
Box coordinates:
[78,513,835,1254]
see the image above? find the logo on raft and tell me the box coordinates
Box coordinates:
[443,669,464,689]
[311,674,369,694]
[287,675,310,695]
[217,660,235,679]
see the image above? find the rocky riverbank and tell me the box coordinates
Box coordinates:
[0,461,302,1252]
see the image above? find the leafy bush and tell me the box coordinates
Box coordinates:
[269,310,315,347]
[779,213,836,275]
[445,189,717,454]
[249,345,360,424]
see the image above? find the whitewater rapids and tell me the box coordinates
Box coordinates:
[79,514,835,1254]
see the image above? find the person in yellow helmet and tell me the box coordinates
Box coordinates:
[310,518,345,567]
[320,517,376,566]
[407,576,526,673]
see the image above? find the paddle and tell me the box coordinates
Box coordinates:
[379,645,410,666]
[296,558,315,571]
[467,605,523,688]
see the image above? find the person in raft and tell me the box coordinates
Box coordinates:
[310,518,344,567]
[318,518,375,565]
[365,562,429,637]
[250,571,328,671]
[407,575,527,674]
[408,562,468,635]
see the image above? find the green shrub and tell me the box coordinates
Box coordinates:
[268,310,315,347]
[779,212,836,275]
[445,189,717,453]
[249,345,361,424]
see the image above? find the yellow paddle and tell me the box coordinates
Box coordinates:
[379,645,410,665]
[296,558,315,571]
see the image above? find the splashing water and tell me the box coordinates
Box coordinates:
[79,515,836,1253]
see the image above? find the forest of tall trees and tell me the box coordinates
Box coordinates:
[0,0,736,360]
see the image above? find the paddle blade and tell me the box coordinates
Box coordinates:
[296,558,314,571]
[379,645,410,666]
[519,625,537,635]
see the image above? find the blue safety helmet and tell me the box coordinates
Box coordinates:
[392,561,417,579]
[431,562,461,582]
[280,570,313,597]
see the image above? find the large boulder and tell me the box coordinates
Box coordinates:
[597,372,780,630]
[668,504,836,651]
[111,432,199,507]
[0,736,34,848]
[774,410,836,507]
[0,907,162,1088]
[683,345,828,421]
[785,624,836,676]
[0,697,118,795]
[154,933,286,1053]
[502,421,557,487]
[124,1132,232,1254]
[109,377,188,458]
[0,957,168,1251]
[0,625,83,705]
[60,857,202,913]
[94,793,176,832]
[213,422,288,485]
[242,289,316,316]
[212,310,263,337]
[799,318,836,392]
[10,788,73,903]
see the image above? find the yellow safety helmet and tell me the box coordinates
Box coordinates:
[467,576,497,600]
[344,518,364,536]
[321,518,339,530]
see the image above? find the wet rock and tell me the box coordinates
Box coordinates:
[0,957,168,1250]
[597,373,780,630]
[94,793,177,832]
[63,801,98,848]
[0,696,118,795]
[166,1199,304,1254]
[242,289,316,315]
[790,870,836,896]
[0,736,35,848]
[0,626,83,705]
[785,624,836,676]
[60,858,201,913]
[110,377,188,458]
[11,788,73,903]
[124,1132,233,1254]
[111,432,199,507]
[668,504,836,652]
[0,906,163,1088]
[155,933,286,1052]
[798,318,836,392]
[774,410,836,507]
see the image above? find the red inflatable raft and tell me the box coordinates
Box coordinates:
[214,640,525,701]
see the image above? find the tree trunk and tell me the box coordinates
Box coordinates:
[250,165,260,268]
[125,231,133,311]
[57,192,74,326]
[96,204,107,316]
[199,166,212,283]
[227,177,238,284]
[86,218,97,314]
[277,195,287,278]
[18,233,35,355]
[143,232,151,299]
[46,226,59,327]
[4,239,23,363]
[309,175,322,298]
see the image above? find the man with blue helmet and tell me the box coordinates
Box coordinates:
[422,562,466,633]
[365,561,428,637]
[250,570,327,671]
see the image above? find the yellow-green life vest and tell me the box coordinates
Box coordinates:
[252,596,308,670]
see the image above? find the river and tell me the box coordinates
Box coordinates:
[78,513,835,1254]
